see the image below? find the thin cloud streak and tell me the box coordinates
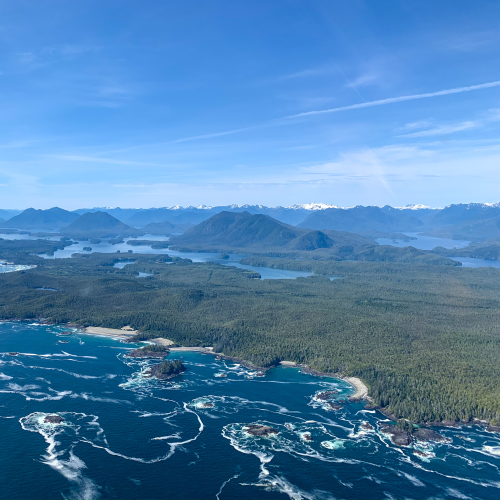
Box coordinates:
[51,155,171,167]
[164,126,257,144]
[287,80,500,118]
[160,80,500,145]
[77,79,500,153]
[399,121,477,138]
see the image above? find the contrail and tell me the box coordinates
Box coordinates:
[287,80,500,118]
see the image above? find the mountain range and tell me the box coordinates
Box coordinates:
[298,205,424,234]
[2,202,500,241]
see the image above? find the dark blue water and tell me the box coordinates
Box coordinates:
[1,322,499,500]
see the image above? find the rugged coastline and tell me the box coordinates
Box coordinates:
[3,319,499,432]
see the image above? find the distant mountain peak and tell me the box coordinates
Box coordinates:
[398,204,436,210]
[288,203,339,210]
[61,211,136,236]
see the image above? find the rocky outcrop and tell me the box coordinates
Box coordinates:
[128,348,168,358]
[44,415,64,424]
[412,428,446,442]
[245,424,279,437]
[381,426,413,446]
[147,359,186,380]
[302,432,312,441]
[316,390,339,400]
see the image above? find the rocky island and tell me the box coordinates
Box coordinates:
[381,425,413,446]
[147,359,186,380]
[412,428,447,442]
[244,424,279,437]
[44,415,64,424]
[381,422,446,446]
[128,344,169,358]
[316,390,339,400]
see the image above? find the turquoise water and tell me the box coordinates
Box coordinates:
[1,322,500,500]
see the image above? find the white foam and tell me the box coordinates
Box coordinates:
[19,412,102,500]
[215,472,241,500]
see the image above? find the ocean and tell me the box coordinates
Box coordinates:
[1,322,499,500]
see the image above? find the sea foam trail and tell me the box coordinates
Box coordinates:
[81,402,204,464]
[19,412,102,500]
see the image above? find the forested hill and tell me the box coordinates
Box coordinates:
[1,207,78,229]
[168,211,458,265]
[60,212,139,237]
[170,210,375,250]
[140,221,193,235]
[424,215,500,241]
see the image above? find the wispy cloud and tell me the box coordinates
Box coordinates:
[398,107,500,139]
[399,121,477,138]
[51,155,170,167]
[349,72,379,88]
[398,120,434,131]
[287,80,500,118]
[164,126,257,144]
[271,64,335,82]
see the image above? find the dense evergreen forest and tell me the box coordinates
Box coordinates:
[0,241,500,425]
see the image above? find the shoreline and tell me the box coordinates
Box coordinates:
[3,319,497,431]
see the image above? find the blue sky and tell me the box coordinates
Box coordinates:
[1,0,500,209]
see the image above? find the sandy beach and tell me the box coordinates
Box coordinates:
[345,376,369,400]
[83,326,137,338]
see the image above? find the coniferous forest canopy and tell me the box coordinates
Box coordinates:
[1,240,500,425]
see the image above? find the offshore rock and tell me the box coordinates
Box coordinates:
[245,424,279,437]
[316,390,339,401]
[413,428,446,442]
[128,348,168,358]
[302,432,312,441]
[44,415,64,424]
[381,426,413,446]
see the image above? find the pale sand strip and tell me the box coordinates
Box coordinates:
[169,346,213,352]
[345,377,369,399]
[83,327,137,338]
[151,338,174,346]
